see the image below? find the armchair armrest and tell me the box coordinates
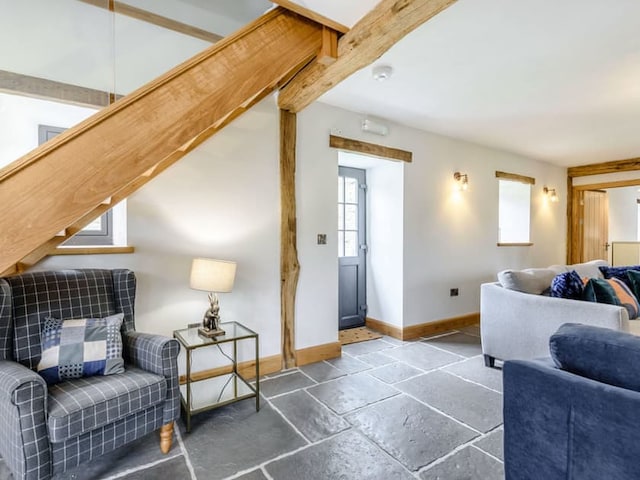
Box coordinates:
[0,360,51,480]
[123,332,180,424]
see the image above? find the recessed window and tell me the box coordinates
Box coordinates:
[39,124,117,246]
[496,171,535,245]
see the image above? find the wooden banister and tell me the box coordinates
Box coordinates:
[0,8,323,274]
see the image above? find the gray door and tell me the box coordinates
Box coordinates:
[338,166,367,330]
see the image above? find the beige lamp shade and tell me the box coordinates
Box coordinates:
[190,258,236,293]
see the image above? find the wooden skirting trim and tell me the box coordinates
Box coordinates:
[296,342,342,366]
[179,354,282,384]
[365,317,402,339]
[52,246,135,255]
[367,313,480,341]
[329,135,412,163]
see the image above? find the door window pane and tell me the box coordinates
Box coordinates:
[338,231,344,257]
[338,204,344,230]
[345,177,358,203]
[344,231,358,257]
[345,204,357,230]
[338,177,344,203]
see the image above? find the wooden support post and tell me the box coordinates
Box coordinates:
[280,109,300,369]
[318,27,338,65]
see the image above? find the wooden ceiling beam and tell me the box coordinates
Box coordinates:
[77,0,223,43]
[0,69,116,108]
[567,157,640,178]
[278,0,458,113]
[270,0,349,34]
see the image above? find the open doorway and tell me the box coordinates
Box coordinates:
[570,180,640,264]
[337,150,404,332]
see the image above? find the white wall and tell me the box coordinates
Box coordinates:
[607,186,638,242]
[297,102,566,331]
[39,98,281,369]
[366,160,404,327]
[0,93,97,168]
[36,96,567,360]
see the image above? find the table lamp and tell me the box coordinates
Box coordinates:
[190,258,236,337]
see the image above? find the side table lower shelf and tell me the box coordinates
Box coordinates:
[179,373,258,414]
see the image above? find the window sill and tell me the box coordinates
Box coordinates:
[497,243,533,247]
[52,246,135,255]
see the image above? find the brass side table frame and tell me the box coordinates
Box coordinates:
[173,321,260,432]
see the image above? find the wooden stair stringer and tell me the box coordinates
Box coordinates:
[0,8,323,274]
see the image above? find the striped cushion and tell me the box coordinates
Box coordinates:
[583,277,639,319]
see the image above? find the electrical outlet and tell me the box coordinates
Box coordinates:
[317,234,327,245]
[450,288,459,297]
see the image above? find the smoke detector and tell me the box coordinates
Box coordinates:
[372,65,393,82]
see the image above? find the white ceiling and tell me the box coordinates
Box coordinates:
[312,0,640,167]
[5,0,640,167]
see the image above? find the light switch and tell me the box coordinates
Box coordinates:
[317,234,327,245]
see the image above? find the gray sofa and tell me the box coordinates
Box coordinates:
[481,260,630,366]
[0,269,180,480]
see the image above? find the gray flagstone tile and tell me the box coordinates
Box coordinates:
[270,390,350,442]
[421,332,483,358]
[235,469,268,480]
[397,371,503,433]
[458,324,481,337]
[357,351,397,367]
[342,339,392,356]
[300,361,345,382]
[443,356,503,393]
[380,335,409,346]
[307,372,399,414]
[50,431,179,480]
[119,455,191,480]
[178,400,306,480]
[259,371,316,398]
[326,355,371,374]
[474,428,504,461]
[368,362,423,384]
[264,430,414,480]
[419,446,504,480]
[346,395,478,471]
[385,343,462,371]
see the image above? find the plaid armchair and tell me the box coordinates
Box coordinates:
[0,269,180,480]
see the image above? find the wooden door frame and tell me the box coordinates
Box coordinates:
[567,157,640,263]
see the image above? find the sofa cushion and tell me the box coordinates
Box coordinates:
[550,270,584,300]
[498,268,556,294]
[627,270,640,302]
[550,323,640,392]
[37,313,125,385]
[583,278,638,319]
[600,265,640,288]
[47,366,166,443]
[570,259,608,279]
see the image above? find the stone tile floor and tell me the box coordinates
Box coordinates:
[0,326,505,479]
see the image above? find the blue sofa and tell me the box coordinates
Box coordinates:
[504,323,640,480]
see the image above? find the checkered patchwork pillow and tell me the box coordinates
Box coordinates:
[37,313,125,384]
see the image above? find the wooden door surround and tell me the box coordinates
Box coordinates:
[567,158,640,264]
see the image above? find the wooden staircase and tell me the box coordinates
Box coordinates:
[0,8,324,276]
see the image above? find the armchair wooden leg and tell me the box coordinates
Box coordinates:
[160,421,174,454]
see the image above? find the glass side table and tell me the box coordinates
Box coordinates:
[173,321,260,432]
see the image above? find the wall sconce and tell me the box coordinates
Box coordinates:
[543,186,559,203]
[453,172,469,191]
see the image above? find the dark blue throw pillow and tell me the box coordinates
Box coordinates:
[599,265,640,288]
[550,323,640,393]
[550,270,583,300]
